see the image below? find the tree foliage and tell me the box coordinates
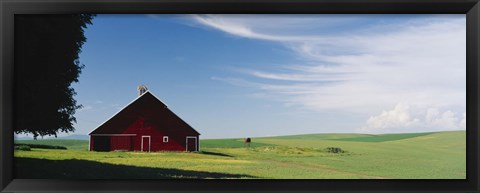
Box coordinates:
[15,14,95,139]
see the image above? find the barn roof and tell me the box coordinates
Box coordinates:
[88,90,200,135]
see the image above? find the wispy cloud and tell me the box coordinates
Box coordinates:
[193,15,465,132]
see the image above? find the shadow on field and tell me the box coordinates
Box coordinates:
[15,157,256,179]
[200,151,234,158]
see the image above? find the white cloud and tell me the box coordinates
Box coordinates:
[195,15,465,117]
[360,103,465,133]
[247,69,352,82]
[191,15,335,42]
[362,103,418,132]
[425,108,458,129]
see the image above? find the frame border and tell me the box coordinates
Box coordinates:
[1,0,479,192]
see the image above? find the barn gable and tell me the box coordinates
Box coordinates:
[89,91,200,136]
[88,90,200,152]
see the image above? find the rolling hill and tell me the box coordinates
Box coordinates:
[15,130,466,179]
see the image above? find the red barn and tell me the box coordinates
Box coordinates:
[88,90,200,152]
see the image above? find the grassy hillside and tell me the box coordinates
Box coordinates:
[329,132,434,142]
[200,138,275,148]
[261,133,374,140]
[251,131,465,179]
[14,131,466,179]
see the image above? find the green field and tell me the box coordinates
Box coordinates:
[15,139,88,150]
[14,131,466,179]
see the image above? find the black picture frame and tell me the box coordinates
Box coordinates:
[1,0,479,192]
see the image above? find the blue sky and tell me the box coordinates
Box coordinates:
[20,14,467,139]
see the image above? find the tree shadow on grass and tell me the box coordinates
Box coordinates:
[15,157,256,179]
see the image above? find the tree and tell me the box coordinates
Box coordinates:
[15,14,95,139]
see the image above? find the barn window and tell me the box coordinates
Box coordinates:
[163,136,169,143]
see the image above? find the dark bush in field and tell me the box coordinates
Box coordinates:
[325,147,345,153]
[15,143,67,150]
[15,145,31,151]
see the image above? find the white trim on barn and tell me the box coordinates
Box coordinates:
[147,91,170,107]
[90,134,137,136]
[88,135,91,151]
[186,136,198,151]
[141,135,151,152]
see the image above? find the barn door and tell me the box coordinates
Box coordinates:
[186,137,197,151]
[141,136,151,152]
[93,136,111,152]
